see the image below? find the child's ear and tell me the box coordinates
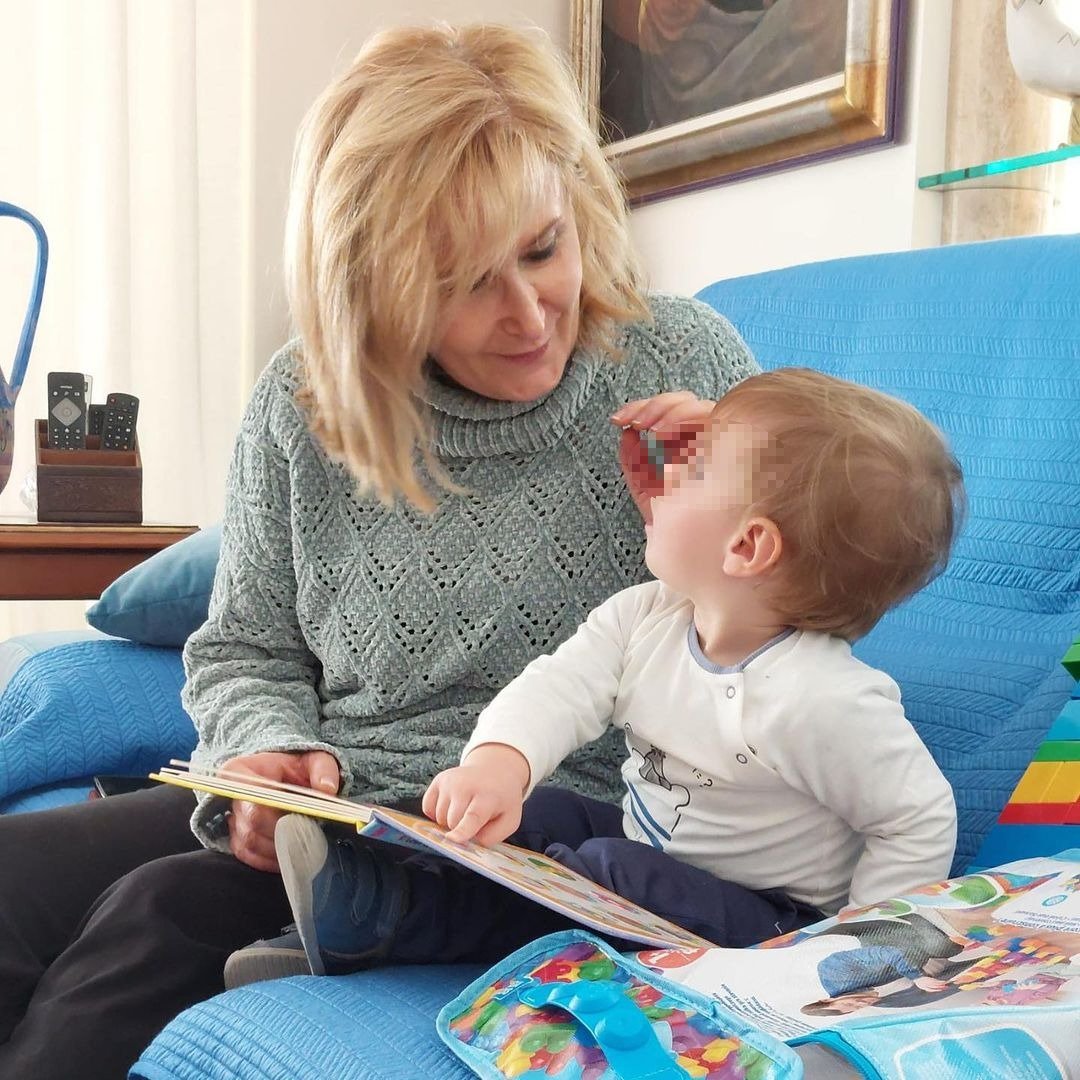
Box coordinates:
[722,517,782,578]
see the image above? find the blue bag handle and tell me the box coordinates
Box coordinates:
[516,978,692,1080]
[0,201,49,404]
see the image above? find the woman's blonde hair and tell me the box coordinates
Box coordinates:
[285,22,648,510]
[713,368,966,641]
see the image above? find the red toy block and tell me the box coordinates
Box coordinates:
[1067,802,1080,825]
[999,802,1075,825]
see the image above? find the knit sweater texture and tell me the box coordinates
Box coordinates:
[183,294,758,847]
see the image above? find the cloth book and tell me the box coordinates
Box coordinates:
[440,850,1080,1079]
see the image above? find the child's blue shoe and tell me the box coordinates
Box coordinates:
[223,926,309,988]
[276,813,409,976]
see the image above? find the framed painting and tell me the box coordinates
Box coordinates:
[571,0,907,204]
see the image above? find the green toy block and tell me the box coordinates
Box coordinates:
[1033,741,1080,762]
[1064,639,1080,680]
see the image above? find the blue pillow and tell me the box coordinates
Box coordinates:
[86,524,221,646]
[0,639,197,801]
[0,628,107,696]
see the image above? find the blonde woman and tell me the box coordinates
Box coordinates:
[0,23,756,1079]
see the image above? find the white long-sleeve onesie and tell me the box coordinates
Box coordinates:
[463,580,956,914]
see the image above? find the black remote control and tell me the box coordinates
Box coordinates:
[47,371,88,449]
[101,392,139,450]
[88,403,106,437]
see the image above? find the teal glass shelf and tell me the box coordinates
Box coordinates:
[919,143,1080,190]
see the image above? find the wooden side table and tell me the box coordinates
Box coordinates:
[0,520,199,601]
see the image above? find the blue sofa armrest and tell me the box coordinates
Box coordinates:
[132,967,483,1080]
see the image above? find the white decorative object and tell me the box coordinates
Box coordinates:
[1006,0,1080,99]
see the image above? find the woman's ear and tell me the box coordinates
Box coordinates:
[722,516,782,578]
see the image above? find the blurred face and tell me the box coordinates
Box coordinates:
[430,190,583,403]
[644,419,763,593]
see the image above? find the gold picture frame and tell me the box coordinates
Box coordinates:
[572,0,907,204]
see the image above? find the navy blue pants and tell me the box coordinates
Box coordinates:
[373,786,823,965]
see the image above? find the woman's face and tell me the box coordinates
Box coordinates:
[431,191,583,403]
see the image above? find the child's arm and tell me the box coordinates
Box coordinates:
[782,672,957,909]
[418,587,658,845]
[457,584,663,799]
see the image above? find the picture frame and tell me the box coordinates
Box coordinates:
[571,0,908,205]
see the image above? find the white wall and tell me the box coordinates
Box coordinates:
[1,0,952,635]
[631,0,954,295]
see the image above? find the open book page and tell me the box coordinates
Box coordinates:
[631,852,1080,1040]
[361,808,715,950]
[151,763,713,950]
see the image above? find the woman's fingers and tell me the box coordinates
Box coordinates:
[228,801,282,872]
[297,750,340,794]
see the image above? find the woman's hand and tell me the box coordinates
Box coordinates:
[611,392,715,523]
[422,744,531,846]
[219,750,341,873]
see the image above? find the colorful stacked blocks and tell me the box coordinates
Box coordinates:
[970,636,1080,871]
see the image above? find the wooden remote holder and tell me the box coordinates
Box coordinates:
[35,418,143,523]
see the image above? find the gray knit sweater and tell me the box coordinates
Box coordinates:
[183,294,758,847]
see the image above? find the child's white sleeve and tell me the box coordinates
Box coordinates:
[781,672,957,910]
[460,586,644,796]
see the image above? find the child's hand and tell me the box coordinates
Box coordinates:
[422,744,531,846]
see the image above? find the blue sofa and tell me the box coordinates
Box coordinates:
[129,233,1080,1080]
[3,234,1078,1078]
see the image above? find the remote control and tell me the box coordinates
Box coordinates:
[101,392,139,450]
[88,403,106,437]
[47,371,88,449]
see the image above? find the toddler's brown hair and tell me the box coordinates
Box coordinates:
[712,368,965,641]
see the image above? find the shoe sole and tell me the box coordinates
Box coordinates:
[223,942,311,990]
[275,813,331,977]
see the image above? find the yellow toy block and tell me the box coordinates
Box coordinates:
[1042,761,1080,804]
[1010,762,1062,803]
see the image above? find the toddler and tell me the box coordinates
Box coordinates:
[227,367,964,983]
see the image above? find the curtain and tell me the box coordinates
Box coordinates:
[0,0,255,636]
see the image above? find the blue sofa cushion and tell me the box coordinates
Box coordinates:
[697,233,1080,874]
[86,525,221,647]
[0,639,197,803]
[0,628,106,696]
[132,968,482,1080]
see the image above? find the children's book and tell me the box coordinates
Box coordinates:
[150,762,714,951]
[630,850,1080,1040]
